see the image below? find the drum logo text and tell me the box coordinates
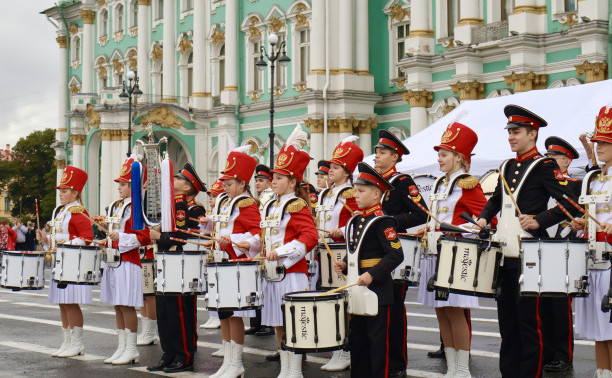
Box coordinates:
[300,306,310,339]
[460,247,472,282]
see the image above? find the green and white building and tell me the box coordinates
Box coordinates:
[41,0,611,213]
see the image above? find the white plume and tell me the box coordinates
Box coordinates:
[232,145,251,154]
[340,135,359,144]
[285,124,308,150]
[224,132,236,151]
[447,108,468,126]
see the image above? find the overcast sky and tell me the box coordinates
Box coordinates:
[0,1,59,149]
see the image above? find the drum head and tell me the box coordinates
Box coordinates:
[479,170,499,200]
[411,174,436,208]
[283,290,346,301]
[208,260,260,266]
[58,244,100,251]
[3,251,45,256]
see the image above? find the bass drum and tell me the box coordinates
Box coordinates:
[479,170,499,200]
[406,174,436,234]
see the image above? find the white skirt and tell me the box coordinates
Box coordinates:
[417,256,479,309]
[48,280,93,304]
[100,261,144,307]
[262,272,309,327]
[575,269,612,341]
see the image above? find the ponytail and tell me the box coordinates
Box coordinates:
[244,183,261,207]
[295,184,315,217]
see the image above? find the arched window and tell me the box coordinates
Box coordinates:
[131,0,138,27]
[115,4,124,32]
[297,29,310,82]
[501,0,514,21]
[100,9,109,36]
[219,45,226,92]
[565,0,576,11]
[72,36,81,62]
[187,53,193,96]
[447,0,457,37]
[156,0,163,20]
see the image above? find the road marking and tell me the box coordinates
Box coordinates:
[406,342,500,359]
[129,366,210,377]
[0,341,106,361]
[13,302,58,310]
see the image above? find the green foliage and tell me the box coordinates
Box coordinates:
[6,129,57,222]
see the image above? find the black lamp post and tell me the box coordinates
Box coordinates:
[119,70,143,157]
[256,33,291,168]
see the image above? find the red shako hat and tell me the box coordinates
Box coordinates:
[434,122,478,163]
[207,179,225,196]
[57,166,88,192]
[270,125,311,182]
[220,146,257,182]
[328,136,364,174]
[592,105,612,144]
[115,156,135,183]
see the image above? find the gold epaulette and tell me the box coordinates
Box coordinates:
[341,188,356,199]
[286,198,307,213]
[237,198,255,208]
[68,205,86,214]
[457,175,479,190]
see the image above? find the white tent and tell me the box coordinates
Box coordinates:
[364,79,612,178]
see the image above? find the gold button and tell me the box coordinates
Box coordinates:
[361,218,365,222]
[517,163,521,167]
[359,225,363,229]
[356,232,360,235]
[510,187,515,192]
[512,179,516,183]
[326,215,332,221]
[515,171,519,175]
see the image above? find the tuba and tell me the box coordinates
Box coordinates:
[135,123,168,228]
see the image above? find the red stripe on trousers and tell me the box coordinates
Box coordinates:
[402,285,407,369]
[385,306,391,377]
[567,297,573,363]
[535,297,543,378]
[178,296,191,364]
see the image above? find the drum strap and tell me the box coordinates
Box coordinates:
[580,169,612,263]
[50,205,65,249]
[344,215,393,283]
[315,185,352,229]
[211,193,249,257]
[427,173,470,229]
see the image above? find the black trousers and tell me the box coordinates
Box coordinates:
[388,282,408,372]
[156,294,198,365]
[350,305,391,378]
[541,296,574,364]
[498,259,544,378]
[250,309,262,328]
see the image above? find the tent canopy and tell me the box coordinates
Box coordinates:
[364,79,612,178]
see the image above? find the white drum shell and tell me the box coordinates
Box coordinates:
[434,237,502,297]
[205,261,263,310]
[155,252,206,295]
[519,238,589,296]
[392,236,422,285]
[0,252,45,290]
[53,245,102,285]
[282,291,348,353]
[141,259,155,296]
[318,243,347,288]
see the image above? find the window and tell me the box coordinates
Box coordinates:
[156,0,163,20]
[219,45,226,92]
[187,53,193,96]
[115,4,124,32]
[100,9,109,36]
[395,24,409,77]
[565,0,576,11]
[4,197,10,212]
[72,36,81,62]
[183,0,193,11]
[447,0,457,37]
[298,29,310,82]
[131,0,138,28]
[117,73,123,87]
[250,41,262,92]
[501,0,513,21]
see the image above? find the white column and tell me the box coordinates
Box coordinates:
[355,0,369,74]
[410,108,429,135]
[406,0,434,56]
[137,0,151,102]
[56,165,65,206]
[162,0,177,103]
[358,130,372,156]
[509,0,547,34]
[310,0,325,73]
[221,0,238,105]
[72,143,84,170]
[99,132,114,211]
[309,132,323,184]
[338,0,353,73]
[192,0,211,109]
[80,10,95,93]
[454,0,482,44]
[56,33,68,131]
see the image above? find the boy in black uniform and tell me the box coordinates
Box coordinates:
[147,163,207,373]
[540,136,581,372]
[334,162,404,378]
[476,106,580,378]
[374,129,428,377]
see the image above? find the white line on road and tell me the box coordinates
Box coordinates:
[13,302,58,310]
[0,341,106,361]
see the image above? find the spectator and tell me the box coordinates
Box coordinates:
[13,220,27,250]
[24,220,37,250]
[0,221,17,251]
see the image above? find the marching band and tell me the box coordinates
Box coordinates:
[0,102,605,377]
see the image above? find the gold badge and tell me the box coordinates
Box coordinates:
[598,116,612,134]
[440,124,461,144]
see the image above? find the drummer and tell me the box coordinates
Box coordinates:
[333,162,404,378]
[373,129,428,376]
[571,105,612,378]
[415,122,491,377]
[37,166,93,358]
[476,105,580,377]
[101,156,151,365]
[208,147,261,378]
[316,160,331,190]
[255,164,275,206]
[147,162,206,373]
[541,136,581,373]
[319,136,363,372]
[261,126,318,377]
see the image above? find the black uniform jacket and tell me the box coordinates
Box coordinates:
[159,195,206,250]
[381,167,429,231]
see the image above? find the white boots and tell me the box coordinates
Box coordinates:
[320,350,350,371]
[210,340,233,378]
[137,317,159,346]
[113,330,140,364]
[596,370,612,378]
[201,316,221,329]
[104,329,126,363]
[51,328,71,357]
[212,339,228,357]
[444,348,457,378]
[444,348,471,378]
[277,350,303,378]
[221,341,245,378]
[58,326,84,357]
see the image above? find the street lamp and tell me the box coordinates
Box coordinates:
[256,33,291,168]
[119,70,143,157]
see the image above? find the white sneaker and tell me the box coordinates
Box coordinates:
[201,316,221,329]
[104,329,126,364]
[212,340,227,358]
[58,326,84,358]
[51,328,71,357]
[112,330,140,365]
[325,350,350,371]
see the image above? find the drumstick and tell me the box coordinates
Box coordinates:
[180,229,209,238]
[318,282,359,296]
[410,197,443,225]
[35,199,40,231]
[170,237,211,248]
[81,212,109,233]
[184,230,242,248]
[338,199,355,215]
[317,228,331,234]
[189,217,208,223]
[498,171,522,216]
[555,200,575,221]
[398,232,419,237]
[562,194,602,226]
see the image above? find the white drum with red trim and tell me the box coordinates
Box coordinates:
[205,261,263,310]
[0,251,45,290]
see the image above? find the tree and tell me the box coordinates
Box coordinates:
[5,129,57,222]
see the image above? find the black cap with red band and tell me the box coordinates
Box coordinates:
[317,160,330,175]
[544,136,579,160]
[504,104,548,130]
[175,162,207,193]
[355,162,394,192]
[374,129,410,156]
[255,164,272,180]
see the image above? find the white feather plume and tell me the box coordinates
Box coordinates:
[232,145,251,154]
[285,124,308,150]
[447,108,468,126]
[340,135,359,144]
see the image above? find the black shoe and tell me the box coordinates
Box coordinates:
[543,360,572,372]
[245,326,260,335]
[427,346,445,359]
[388,370,407,378]
[162,361,194,373]
[256,326,275,336]
[147,359,171,371]
[265,351,280,361]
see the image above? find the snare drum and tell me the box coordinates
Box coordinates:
[392,235,422,285]
[318,242,347,288]
[53,244,102,285]
[141,258,156,296]
[205,261,262,310]
[0,251,45,290]
[433,237,503,298]
[519,238,589,297]
[155,250,206,295]
[262,260,286,282]
[282,290,348,353]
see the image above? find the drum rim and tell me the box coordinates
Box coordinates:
[57,244,101,251]
[52,279,99,285]
[520,237,588,243]
[0,284,45,290]
[317,242,345,248]
[141,258,155,263]
[156,250,208,255]
[2,251,46,256]
[284,345,347,353]
[439,235,501,247]
[207,260,261,266]
[283,290,346,301]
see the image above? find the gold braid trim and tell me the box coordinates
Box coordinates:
[237,198,256,208]
[286,198,307,213]
[457,175,479,190]
[341,188,356,199]
[68,205,86,214]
